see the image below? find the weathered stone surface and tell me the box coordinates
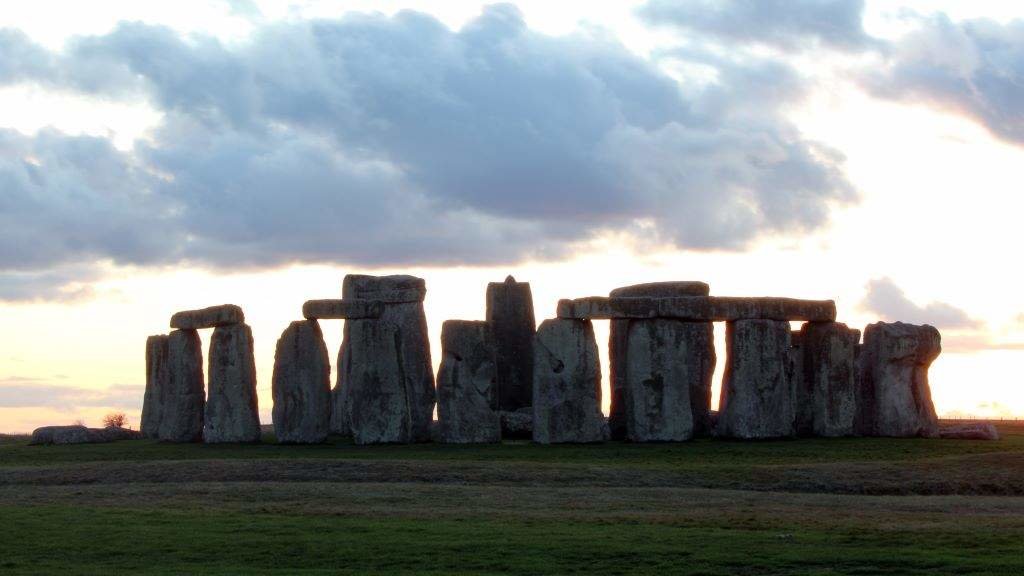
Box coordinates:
[794,322,860,437]
[558,296,836,322]
[486,276,536,411]
[532,319,607,444]
[856,322,941,438]
[272,320,331,444]
[500,408,533,439]
[717,320,796,439]
[334,274,435,444]
[170,304,244,330]
[940,422,1000,441]
[30,425,142,445]
[204,323,261,443]
[608,281,714,440]
[302,299,382,320]
[436,321,500,444]
[141,334,169,439]
[623,319,715,442]
[343,274,426,303]
[159,329,205,443]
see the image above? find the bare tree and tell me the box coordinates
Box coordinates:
[103,412,128,429]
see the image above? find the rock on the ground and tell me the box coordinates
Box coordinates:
[486,276,536,412]
[500,408,533,439]
[436,321,500,444]
[794,322,860,437]
[939,422,1000,441]
[170,304,244,330]
[272,320,331,444]
[159,329,205,443]
[532,319,607,444]
[204,323,261,443]
[30,426,143,445]
[558,296,836,322]
[623,319,715,442]
[141,334,169,439]
[717,319,796,439]
[856,322,941,438]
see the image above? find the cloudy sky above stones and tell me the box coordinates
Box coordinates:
[1,0,1023,429]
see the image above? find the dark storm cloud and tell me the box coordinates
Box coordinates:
[0,5,856,299]
[860,277,982,329]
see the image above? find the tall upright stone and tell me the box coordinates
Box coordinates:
[795,322,859,437]
[436,321,500,444]
[159,329,205,443]
[717,319,795,439]
[205,323,261,443]
[856,322,941,438]
[486,276,536,412]
[608,281,712,440]
[272,320,331,444]
[532,319,606,444]
[334,274,435,444]
[141,334,169,439]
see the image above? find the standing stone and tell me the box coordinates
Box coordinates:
[437,321,500,444]
[159,329,205,443]
[333,274,435,444]
[608,281,712,440]
[486,276,536,412]
[204,323,261,443]
[141,335,169,439]
[624,320,715,442]
[717,319,795,439]
[532,319,606,444]
[856,322,941,438]
[272,320,331,444]
[795,322,859,437]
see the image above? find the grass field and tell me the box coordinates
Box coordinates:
[1,424,1023,575]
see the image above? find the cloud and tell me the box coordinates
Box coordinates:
[941,334,1024,354]
[860,277,982,329]
[637,0,874,51]
[0,5,855,298]
[0,378,143,410]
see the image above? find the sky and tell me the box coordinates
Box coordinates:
[1,0,1023,432]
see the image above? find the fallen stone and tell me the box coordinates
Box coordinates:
[623,319,715,442]
[608,281,713,440]
[204,323,261,443]
[436,321,501,444]
[30,425,142,445]
[486,276,536,411]
[939,422,1000,441]
[532,319,607,444]
[558,296,836,322]
[500,408,533,439]
[159,329,205,443]
[343,274,426,303]
[141,334,169,439]
[170,304,244,330]
[794,322,860,437]
[272,320,331,444]
[302,299,383,320]
[717,319,796,439]
[856,322,941,438]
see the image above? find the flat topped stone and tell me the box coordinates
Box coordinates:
[170,304,244,329]
[302,299,383,320]
[609,281,710,298]
[343,274,426,303]
[558,296,836,322]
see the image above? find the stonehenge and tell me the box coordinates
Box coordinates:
[133,274,972,449]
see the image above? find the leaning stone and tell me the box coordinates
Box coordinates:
[500,408,533,439]
[486,276,536,411]
[558,296,836,322]
[437,321,501,444]
[623,319,715,442]
[272,320,331,444]
[204,323,261,443]
[159,329,205,443]
[532,319,607,444]
[343,274,426,303]
[717,319,796,439]
[795,322,859,437]
[170,304,244,330]
[939,422,1000,441]
[856,322,941,438]
[141,335,169,439]
[302,299,383,320]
